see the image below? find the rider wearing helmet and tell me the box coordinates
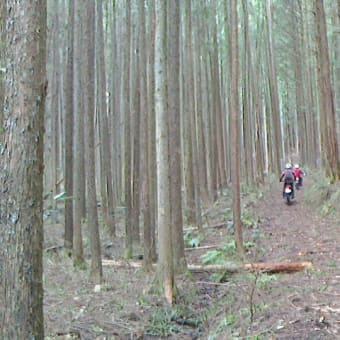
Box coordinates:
[293,164,304,187]
[280,163,296,198]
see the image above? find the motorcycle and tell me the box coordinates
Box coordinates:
[283,183,294,205]
[295,177,302,190]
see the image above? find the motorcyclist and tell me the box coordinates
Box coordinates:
[280,163,296,198]
[293,164,304,187]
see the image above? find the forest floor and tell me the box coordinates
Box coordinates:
[44,176,340,339]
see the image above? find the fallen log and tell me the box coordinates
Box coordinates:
[189,261,313,274]
[185,245,220,251]
[244,261,313,273]
[102,259,312,274]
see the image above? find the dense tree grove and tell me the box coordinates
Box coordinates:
[1,0,339,334]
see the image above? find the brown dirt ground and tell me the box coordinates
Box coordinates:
[44,177,339,339]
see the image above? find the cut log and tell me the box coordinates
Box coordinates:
[102,259,312,274]
[244,261,313,273]
[188,261,313,274]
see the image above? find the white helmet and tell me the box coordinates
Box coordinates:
[285,163,292,169]
[294,164,299,169]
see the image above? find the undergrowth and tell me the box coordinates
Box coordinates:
[303,169,340,217]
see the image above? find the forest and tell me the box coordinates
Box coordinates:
[0,0,339,339]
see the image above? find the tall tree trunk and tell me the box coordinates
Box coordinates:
[147,0,158,262]
[96,0,115,237]
[84,0,102,282]
[155,0,174,304]
[314,0,340,181]
[1,1,47,337]
[132,18,141,243]
[0,0,5,129]
[64,0,74,254]
[139,0,153,268]
[73,0,85,266]
[124,1,133,258]
[241,0,256,185]
[302,0,319,166]
[266,0,283,171]
[46,0,61,208]
[292,0,308,164]
[183,0,197,226]
[230,0,244,257]
[168,0,186,271]
[212,14,227,189]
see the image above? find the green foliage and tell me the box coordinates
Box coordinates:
[321,203,336,216]
[201,241,236,265]
[145,304,203,337]
[184,229,203,248]
[256,273,277,290]
[74,261,87,271]
[201,249,225,265]
[210,270,232,283]
[303,170,340,217]
[201,240,257,266]
[242,215,259,229]
[325,261,337,268]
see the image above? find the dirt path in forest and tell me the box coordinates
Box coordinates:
[41,177,340,339]
[247,178,340,339]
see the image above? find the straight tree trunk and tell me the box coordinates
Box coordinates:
[241,0,256,185]
[146,1,158,262]
[46,0,61,208]
[139,0,153,268]
[73,0,85,266]
[155,0,174,304]
[266,0,283,172]
[230,0,244,257]
[124,1,133,258]
[292,0,308,164]
[1,1,47,337]
[96,0,115,237]
[0,0,5,128]
[212,16,227,189]
[84,0,102,282]
[194,7,209,201]
[302,0,319,166]
[183,0,198,226]
[314,0,340,181]
[132,18,141,243]
[168,0,186,271]
[64,0,74,254]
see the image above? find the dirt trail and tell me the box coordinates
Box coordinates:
[249,178,340,339]
[41,178,339,339]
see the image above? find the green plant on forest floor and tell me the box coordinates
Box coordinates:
[145,303,203,337]
[184,229,205,248]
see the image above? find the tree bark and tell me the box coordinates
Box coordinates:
[168,0,186,271]
[72,0,85,267]
[230,0,244,257]
[84,0,102,282]
[314,0,340,181]
[96,0,116,237]
[64,0,74,254]
[0,0,5,128]
[124,0,133,259]
[155,0,174,304]
[266,0,283,172]
[1,1,47,337]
